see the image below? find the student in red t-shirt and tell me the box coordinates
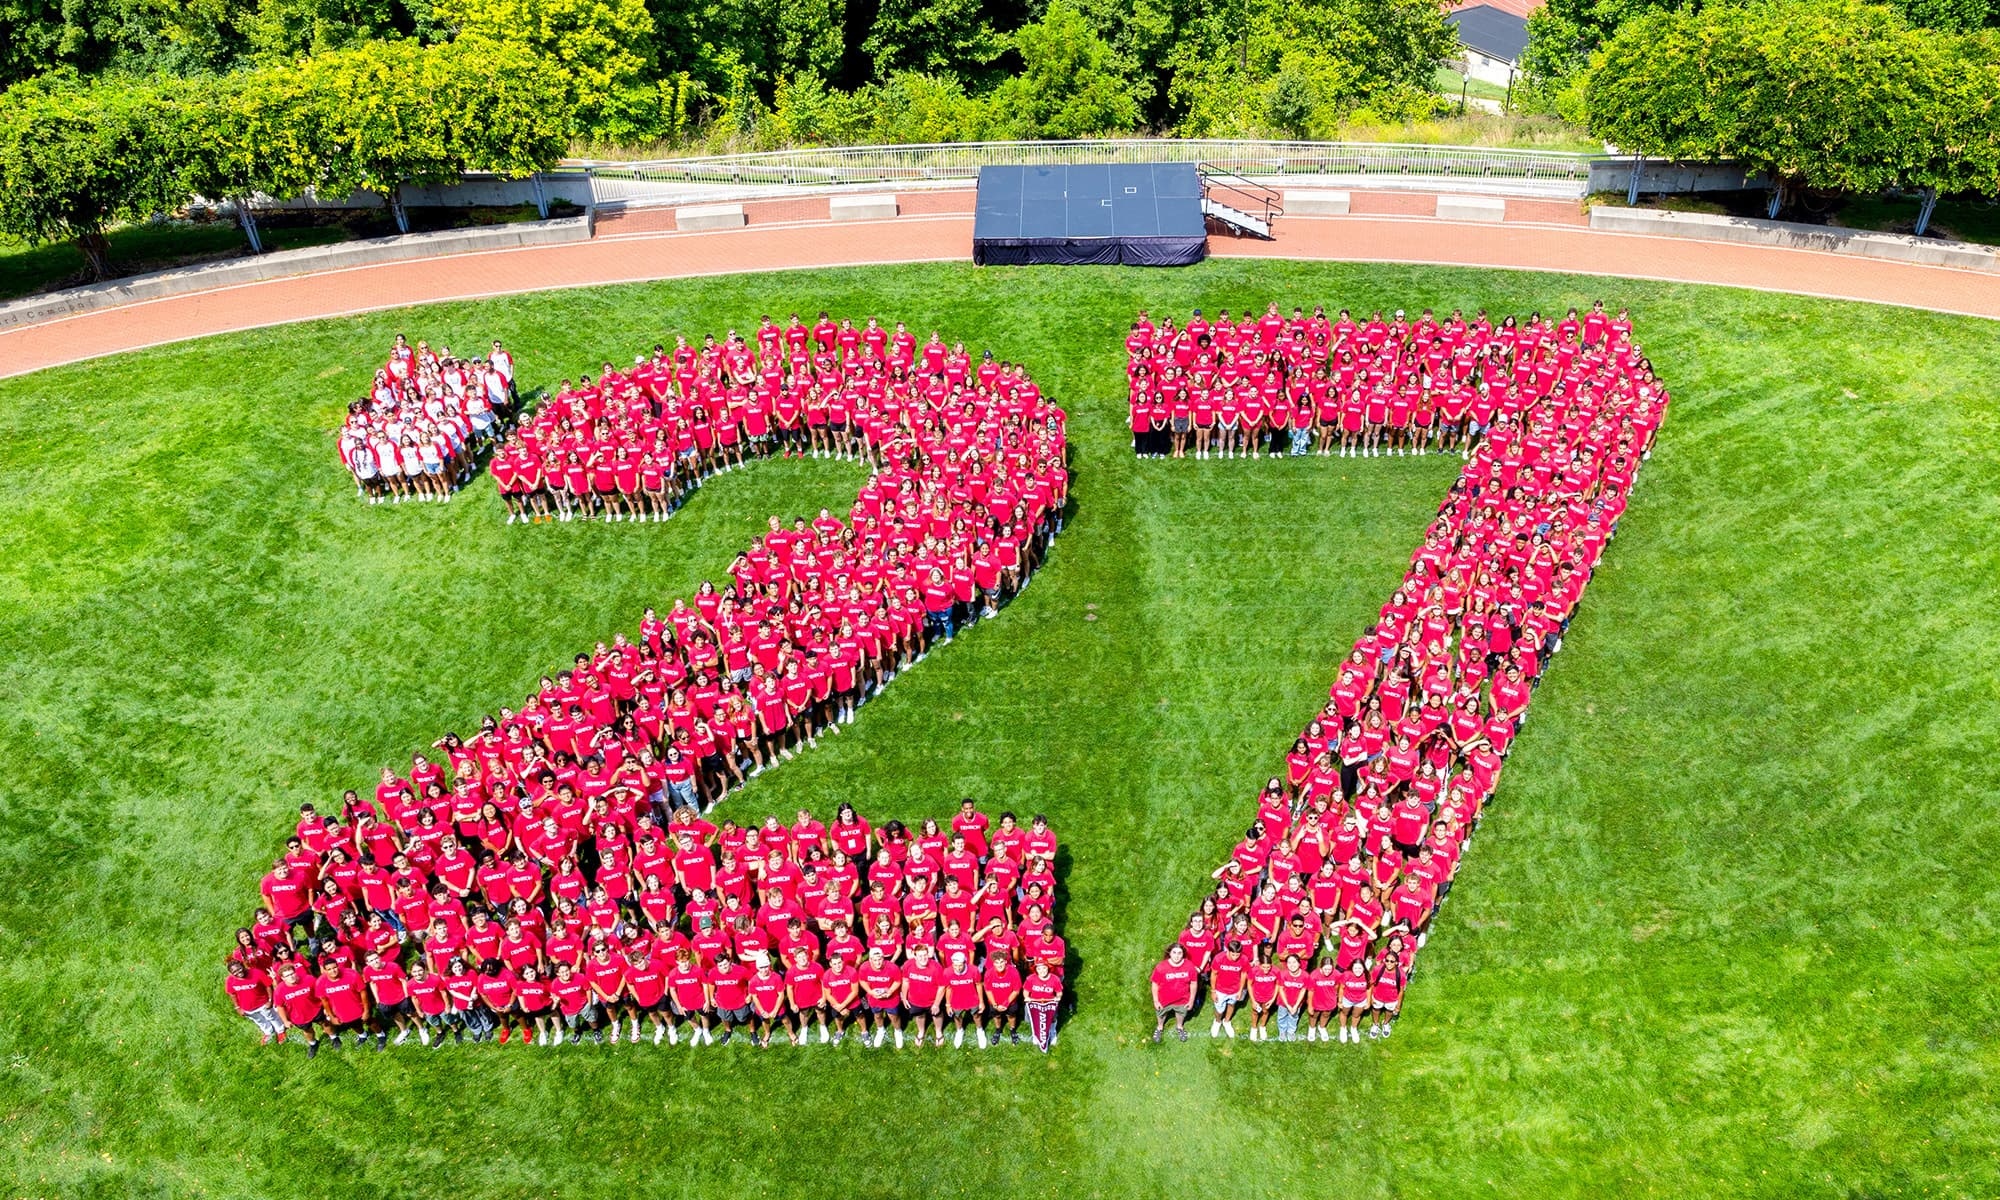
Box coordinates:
[940,949,982,1049]
[1273,953,1310,1042]
[514,964,554,1045]
[1205,937,1250,1040]
[271,960,326,1057]
[1245,945,1280,1043]
[362,949,415,1049]
[708,951,753,1046]
[665,946,711,1047]
[859,946,904,1049]
[746,956,789,1048]
[783,945,826,1046]
[1022,958,1063,1053]
[549,960,595,1045]
[1368,954,1407,1040]
[226,960,284,1045]
[406,961,451,1047]
[821,949,862,1046]
[980,949,1023,1047]
[901,943,947,1049]
[1306,958,1343,1042]
[1149,943,1198,1043]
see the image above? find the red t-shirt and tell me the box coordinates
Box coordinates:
[273,975,322,1025]
[1022,972,1063,1005]
[902,960,944,1009]
[747,970,788,1017]
[226,972,271,1014]
[860,962,902,1004]
[708,961,751,1010]
[316,968,368,1024]
[1150,960,1197,1007]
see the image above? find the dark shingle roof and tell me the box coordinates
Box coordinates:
[1448,4,1530,64]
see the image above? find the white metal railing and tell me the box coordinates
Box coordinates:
[570,139,1600,188]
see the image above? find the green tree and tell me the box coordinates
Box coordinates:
[432,0,657,139]
[170,67,327,253]
[1165,0,1451,134]
[1524,0,1993,115]
[245,0,412,58]
[775,0,844,81]
[303,39,458,232]
[863,0,999,80]
[1585,0,1999,217]
[986,0,1139,138]
[432,37,574,175]
[0,74,185,278]
[1520,0,1686,112]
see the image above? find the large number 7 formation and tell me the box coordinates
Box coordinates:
[1129,303,1668,1045]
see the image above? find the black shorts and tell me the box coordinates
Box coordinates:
[376,998,413,1022]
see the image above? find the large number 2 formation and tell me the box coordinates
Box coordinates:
[233,319,1073,1058]
[1128,303,1667,1046]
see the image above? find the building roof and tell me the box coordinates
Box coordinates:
[1448,4,1531,65]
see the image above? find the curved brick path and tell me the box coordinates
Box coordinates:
[3,188,1995,379]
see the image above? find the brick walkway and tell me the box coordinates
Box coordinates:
[4,190,1995,378]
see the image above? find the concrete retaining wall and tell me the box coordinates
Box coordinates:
[675,203,747,231]
[1437,195,1506,222]
[0,216,594,332]
[1588,206,1998,272]
[1284,189,1352,216]
[829,194,900,221]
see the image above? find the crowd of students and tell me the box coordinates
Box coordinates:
[484,315,1052,528]
[1136,301,1668,1044]
[1125,302,1637,460]
[230,801,1069,1055]
[336,335,519,503]
[236,315,1072,1056]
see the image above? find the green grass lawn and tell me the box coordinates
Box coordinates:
[1,261,1997,1199]
[1434,66,1512,104]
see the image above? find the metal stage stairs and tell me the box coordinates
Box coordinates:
[1198,164,1282,239]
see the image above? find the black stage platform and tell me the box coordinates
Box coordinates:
[971,163,1207,267]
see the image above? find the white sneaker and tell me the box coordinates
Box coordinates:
[552,1028,564,1046]
[873,1029,885,1048]
[1210,1021,1222,1038]
[393,1029,409,1046]
[1223,1021,1235,1039]
[417,1026,430,1046]
[894,1030,904,1050]
[954,1029,964,1049]
[977,1028,988,1049]
[654,1025,665,1045]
